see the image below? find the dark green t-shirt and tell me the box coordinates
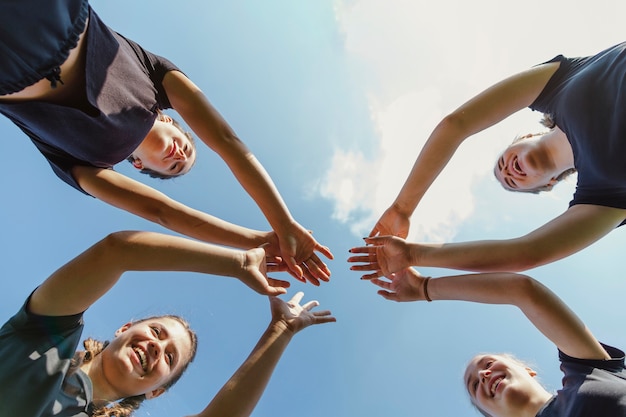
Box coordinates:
[0,295,92,417]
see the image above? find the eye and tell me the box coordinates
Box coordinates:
[486,360,493,369]
[167,352,175,367]
[170,163,179,172]
[151,326,161,336]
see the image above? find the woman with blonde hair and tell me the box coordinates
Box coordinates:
[347,250,626,416]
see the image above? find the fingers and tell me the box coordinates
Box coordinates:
[377,290,399,302]
[301,299,320,311]
[285,257,305,282]
[289,291,305,305]
[267,277,290,289]
[314,242,334,260]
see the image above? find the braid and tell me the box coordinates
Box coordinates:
[91,396,146,417]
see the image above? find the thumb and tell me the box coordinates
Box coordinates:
[285,257,304,282]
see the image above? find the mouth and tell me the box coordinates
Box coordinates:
[133,346,148,373]
[490,376,503,397]
[166,141,177,159]
[512,157,525,176]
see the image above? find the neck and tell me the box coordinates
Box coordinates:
[80,356,119,407]
[540,127,574,173]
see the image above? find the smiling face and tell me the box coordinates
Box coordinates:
[131,116,196,177]
[464,354,541,417]
[493,134,559,192]
[100,317,195,399]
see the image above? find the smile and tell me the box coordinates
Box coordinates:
[512,157,525,176]
[490,376,503,397]
[133,346,148,372]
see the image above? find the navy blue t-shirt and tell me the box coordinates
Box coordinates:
[536,344,626,416]
[531,42,626,211]
[0,6,180,194]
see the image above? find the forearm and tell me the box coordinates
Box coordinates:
[218,142,296,235]
[427,272,608,359]
[75,166,270,249]
[392,116,468,216]
[191,322,293,417]
[32,231,249,316]
[411,238,550,272]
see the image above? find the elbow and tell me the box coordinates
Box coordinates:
[436,112,472,139]
[510,274,551,307]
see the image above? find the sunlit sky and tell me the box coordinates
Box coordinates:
[2,1,626,416]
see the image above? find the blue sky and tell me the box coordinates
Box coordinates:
[2,1,626,416]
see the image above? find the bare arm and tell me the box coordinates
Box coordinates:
[371,62,561,238]
[353,204,626,274]
[74,165,271,250]
[163,70,333,283]
[371,268,609,360]
[186,293,335,417]
[29,231,291,316]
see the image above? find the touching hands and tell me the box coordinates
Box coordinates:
[269,292,336,334]
[370,268,429,302]
[273,222,334,286]
[239,247,291,296]
[369,205,411,238]
[348,236,413,279]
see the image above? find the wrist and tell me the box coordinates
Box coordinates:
[268,319,296,338]
[422,276,433,302]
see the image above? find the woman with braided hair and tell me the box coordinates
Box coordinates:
[0,231,335,417]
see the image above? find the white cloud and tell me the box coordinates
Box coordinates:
[322,0,626,242]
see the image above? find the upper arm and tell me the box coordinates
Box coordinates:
[513,275,610,360]
[29,233,127,316]
[513,203,626,268]
[446,62,560,137]
[72,165,176,224]
[163,71,241,147]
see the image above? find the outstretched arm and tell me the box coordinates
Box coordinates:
[74,166,272,250]
[187,292,335,417]
[29,231,291,317]
[163,70,333,284]
[370,62,561,238]
[352,204,626,274]
[370,268,609,361]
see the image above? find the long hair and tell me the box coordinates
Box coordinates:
[70,315,198,417]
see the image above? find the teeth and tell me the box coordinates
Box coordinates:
[134,347,147,371]
[491,377,503,396]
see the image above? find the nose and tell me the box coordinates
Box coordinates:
[174,145,186,161]
[148,340,163,364]
[479,368,492,382]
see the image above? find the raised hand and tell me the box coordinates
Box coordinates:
[369,205,411,238]
[274,222,334,286]
[269,291,336,334]
[348,235,413,279]
[370,268,428,302]
[238,247,291,296]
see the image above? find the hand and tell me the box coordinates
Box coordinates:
[275,222,334,286]
[370,268,428,302]
[238,247,291,296]
[348,235,413,279]
[369,205,411,238]
[269,292,336,334]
